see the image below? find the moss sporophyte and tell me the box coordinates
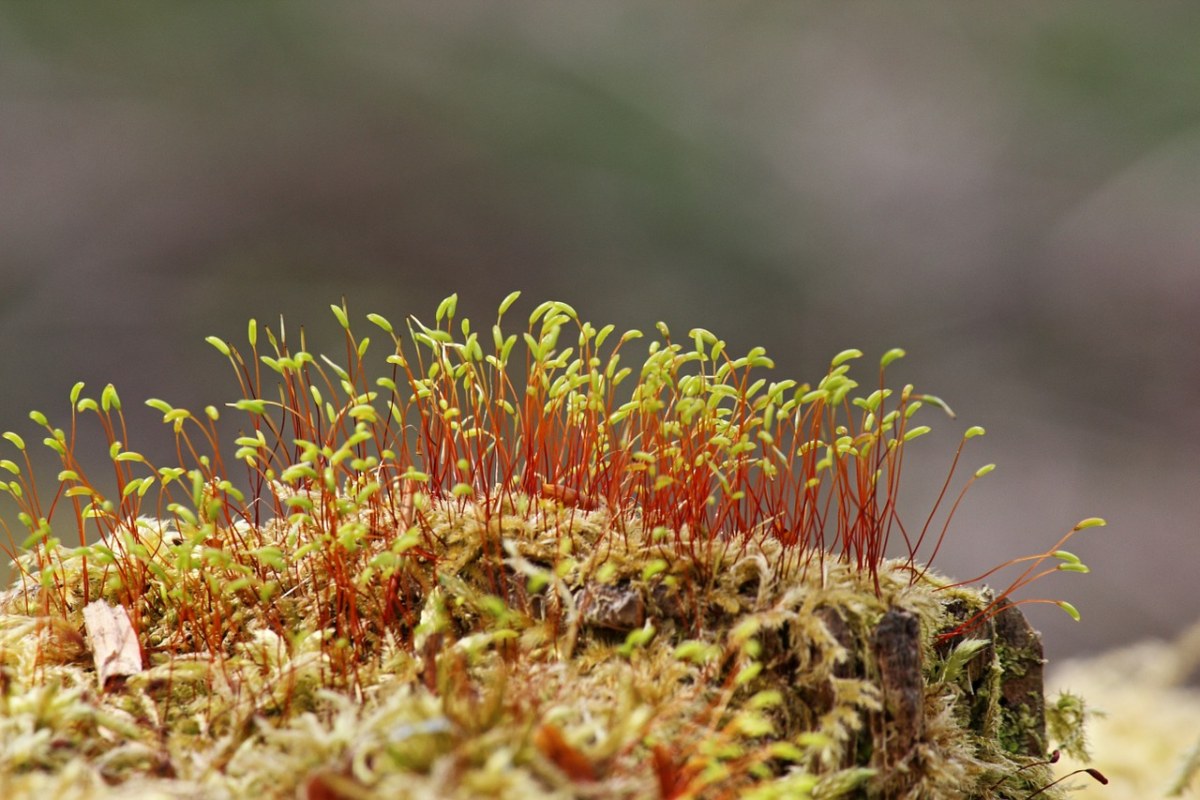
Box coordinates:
[0,293,1106,799]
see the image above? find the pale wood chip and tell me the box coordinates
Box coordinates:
[82,600,143,690]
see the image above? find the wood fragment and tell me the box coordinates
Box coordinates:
[82,600,143,691]
[870,607,924,771]
[936,599,1050,757]
[993,602,1047,756]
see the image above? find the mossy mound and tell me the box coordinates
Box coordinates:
[1,297,1100,797]
[2,492,1076,799]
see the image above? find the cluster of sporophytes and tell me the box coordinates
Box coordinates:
[0,294,1105,799]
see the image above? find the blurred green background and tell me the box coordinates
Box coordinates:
[2,2,1198,663]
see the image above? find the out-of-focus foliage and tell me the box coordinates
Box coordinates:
[1048,620,1200,798]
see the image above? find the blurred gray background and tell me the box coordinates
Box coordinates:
[2,2,1198,663]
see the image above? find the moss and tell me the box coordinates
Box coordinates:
[0,296,1099,798]
[0,495,1078,798]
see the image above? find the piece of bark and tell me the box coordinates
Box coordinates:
[82,600,143,690]
[935,599,1049,757]
[993,603,1046,756]
[871,607,924,770]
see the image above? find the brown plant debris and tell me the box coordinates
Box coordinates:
[81,600,143,691]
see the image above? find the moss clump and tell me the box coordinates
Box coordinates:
[1,496,1074,798]
[0,295,1098,798]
